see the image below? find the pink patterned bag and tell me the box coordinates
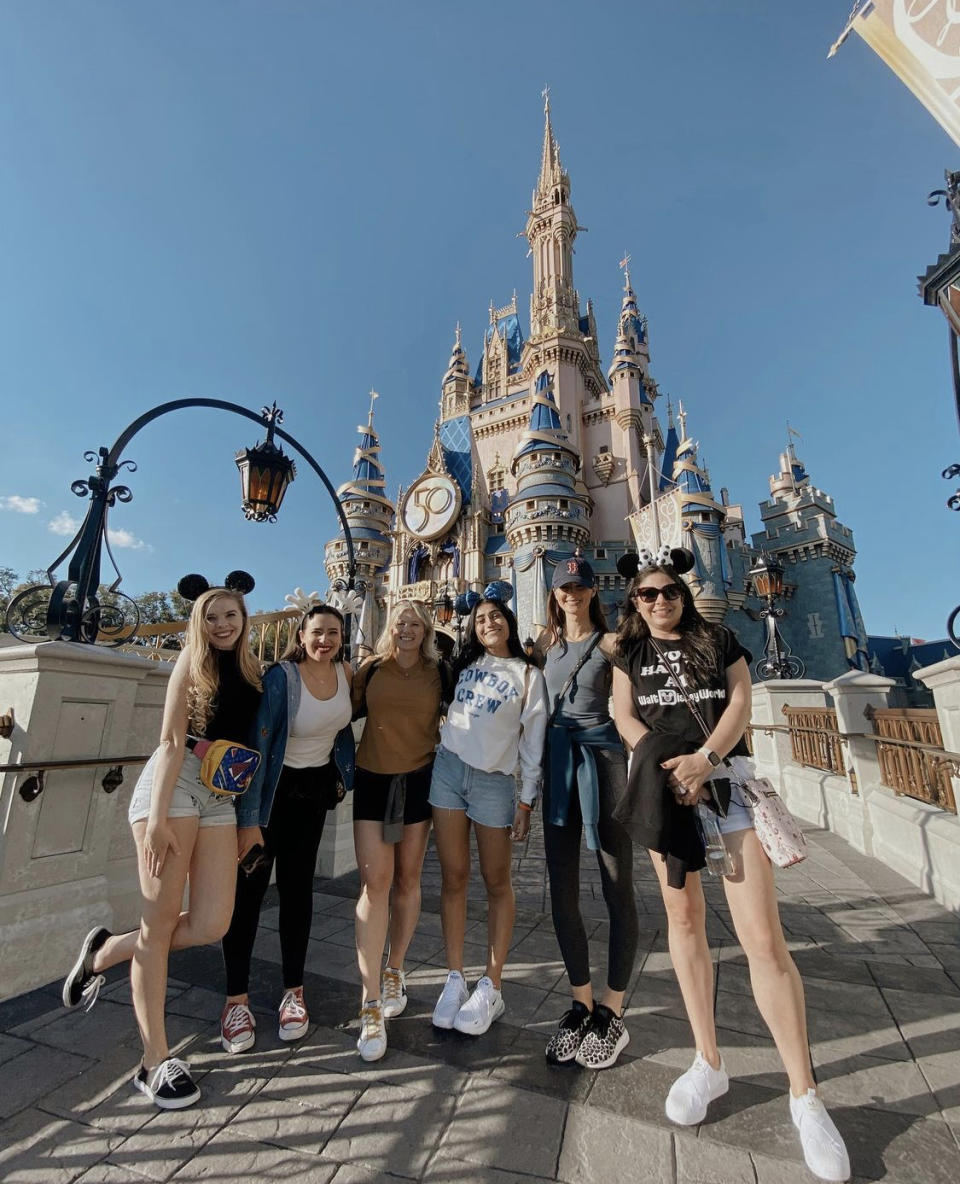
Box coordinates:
[738,777,807,868]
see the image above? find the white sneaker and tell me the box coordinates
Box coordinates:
[790,1089,851,1182]
[432,970,469,1030]
[357,1000,387,1062]
[665,1052,729,1124]
[453,975,505,1036]
[382,967,408,1019]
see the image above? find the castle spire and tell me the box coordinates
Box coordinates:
[525,92,579,338]
[537,86,563,198]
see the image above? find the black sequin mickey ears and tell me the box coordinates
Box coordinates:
[177,571,256,601]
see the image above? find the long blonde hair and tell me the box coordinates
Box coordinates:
[374,600,440,664]
[184,589,262,733]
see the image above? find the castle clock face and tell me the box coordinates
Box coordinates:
[401,474,461,540]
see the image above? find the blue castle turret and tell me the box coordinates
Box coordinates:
[505,369,591,637]
[324,392,394,654]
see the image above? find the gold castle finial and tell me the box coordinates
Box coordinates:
[367,388,378,426]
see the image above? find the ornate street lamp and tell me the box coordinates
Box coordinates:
[748,554,805,680]
[433,588,454,626]
[235,403,297,523]
[919,172,960,648]
[5,397,355,649]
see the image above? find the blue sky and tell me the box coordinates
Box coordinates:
[0,1,956,640]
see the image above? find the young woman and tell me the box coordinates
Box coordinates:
[428,584,548,1036]
[539,555,638,1070]
[219,600,355,1055]
[62,574,262,1110]
[612,548,850,1183]
[351,601,448,1062]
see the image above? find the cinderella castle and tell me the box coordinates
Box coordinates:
[323,97,871,683]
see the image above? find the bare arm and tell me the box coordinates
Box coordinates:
[139,648,192,876]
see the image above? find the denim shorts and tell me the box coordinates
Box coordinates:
[128,748,238,828]
[715,755,756,836]
[428,745,516,828]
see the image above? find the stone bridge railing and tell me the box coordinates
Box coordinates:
[749,661,960,913]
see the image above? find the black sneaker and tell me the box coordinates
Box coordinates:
[133,1058,201,1110]
[62,927,111,1011]
[545,1001,593,1064]
[574,1003,629,1069]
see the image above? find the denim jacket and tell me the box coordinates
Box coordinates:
[236,661,356,829]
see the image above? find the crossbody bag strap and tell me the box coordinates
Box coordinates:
[646,635,715,744]
[548,632,602,727]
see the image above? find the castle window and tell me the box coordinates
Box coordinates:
[526,501,535,510]
[599,445,609,454]
[559,499,569,510]
[488,465,506,493]
[596,548,606,559]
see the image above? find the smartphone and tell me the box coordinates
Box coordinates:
[239,843,267,875]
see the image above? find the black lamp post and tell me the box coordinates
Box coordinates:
[919,171,960,648]
[5,397,356,648]
[748,553,805,680]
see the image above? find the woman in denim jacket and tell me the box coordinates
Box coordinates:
[219,601,355,1053]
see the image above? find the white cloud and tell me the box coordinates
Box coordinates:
[46,513,151,552]
[48,511,80,536]
[1,495,42,514]
[108,527,150,551]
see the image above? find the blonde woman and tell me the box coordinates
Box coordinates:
[62,573,262,1110]
[351,600,451,1061]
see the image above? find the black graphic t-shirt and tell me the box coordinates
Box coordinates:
[619,627,751,756]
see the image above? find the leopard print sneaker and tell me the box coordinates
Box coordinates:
[574,1003,629,1070]
[545,1001,592,1064]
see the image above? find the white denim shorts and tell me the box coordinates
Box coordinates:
[714,755,756,836]
[128,748,238,828]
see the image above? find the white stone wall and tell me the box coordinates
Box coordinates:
[750,666,960,913]
[0,642,359,1001]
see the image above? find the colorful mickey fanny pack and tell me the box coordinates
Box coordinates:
[186,737,261,797]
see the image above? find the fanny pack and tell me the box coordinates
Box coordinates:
[187,737,261,797]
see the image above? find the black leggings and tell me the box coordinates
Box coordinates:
[543,749,639,994]
[221,762,335,995]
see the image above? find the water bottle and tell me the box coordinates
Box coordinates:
[695,802,735,877]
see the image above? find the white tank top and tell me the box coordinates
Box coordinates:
[283,663,352,769]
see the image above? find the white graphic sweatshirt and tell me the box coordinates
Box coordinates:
[439,654,548,805]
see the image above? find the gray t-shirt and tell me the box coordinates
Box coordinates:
[543,635,612,728]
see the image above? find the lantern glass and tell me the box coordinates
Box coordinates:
[236,442,296,522]
[750,556,784,600]
[435,593,453,625]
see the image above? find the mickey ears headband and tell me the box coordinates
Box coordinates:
[177,571,256,602]
[284,587,365,617]
[616,546,695,580]
[453,580,515,617]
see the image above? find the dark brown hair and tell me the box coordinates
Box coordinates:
[615,565,723,683]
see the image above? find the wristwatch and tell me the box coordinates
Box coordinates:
[698,746,722,768]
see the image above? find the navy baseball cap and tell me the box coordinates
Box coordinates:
[551,556,596,589]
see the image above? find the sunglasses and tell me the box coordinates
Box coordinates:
[631,585,683,605]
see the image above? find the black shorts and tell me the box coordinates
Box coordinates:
[352,762,434,826]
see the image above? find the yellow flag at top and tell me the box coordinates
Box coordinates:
[830,1,960,148]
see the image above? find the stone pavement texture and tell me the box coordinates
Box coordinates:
[2,817,960,1183]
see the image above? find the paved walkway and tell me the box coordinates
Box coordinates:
[2,817,960,1183]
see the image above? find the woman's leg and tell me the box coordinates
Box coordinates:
[721,828,815,1095]
[222,851,276,1002]
[431,807,471,973]
[544,812,593,1007]
[354,820,397,1001]
[594,761,638,1012]
[386,820,432,970]
[648,849,720,1067]
[130,819,237,1067]
[271,773,329,992]
[474,823,515,988]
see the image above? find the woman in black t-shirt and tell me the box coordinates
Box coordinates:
[612,550,849,1183]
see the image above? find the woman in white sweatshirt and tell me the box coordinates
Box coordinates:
[428,583,548,1036]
